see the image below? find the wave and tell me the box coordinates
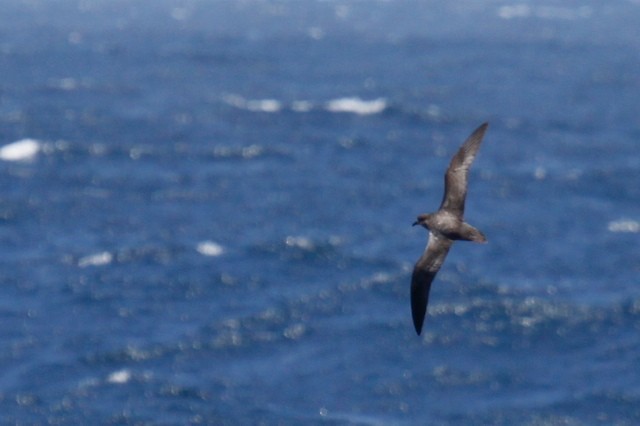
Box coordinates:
[222,94,387,115]
[497,5,593,20]
[324,97,387,115]
[1,137,288,164]
[77,251,114,267]
[607,219,639,233]
[222,94,283,113]
[79,273,640,370]
[0,138,41,162]
[106,369,132,384]
[248,234,346,265]
[218,94,453,125]
[195,240,225,257]
[204,277,640,352]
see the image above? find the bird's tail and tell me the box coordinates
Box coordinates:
[460,223,487,243]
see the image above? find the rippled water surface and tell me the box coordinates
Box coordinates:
[1,1,639,424]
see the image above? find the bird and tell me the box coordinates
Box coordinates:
[411,122,489,335]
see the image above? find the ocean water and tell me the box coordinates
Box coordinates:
[1,0,639,424]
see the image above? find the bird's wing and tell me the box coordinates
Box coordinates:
[411,232,453,335]
[439,122,488,217]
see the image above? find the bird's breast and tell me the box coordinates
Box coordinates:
[431,211,461,233]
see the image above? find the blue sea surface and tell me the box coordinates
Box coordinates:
[1,0,639,424]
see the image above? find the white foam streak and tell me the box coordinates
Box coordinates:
[291,100,313,112]
[224,94,387,115]
[197,241,225,257]
[78,251,113,267]
[107,369,132,384]
[0,139,41,161]
[497,5,531,19]
[246,99,281,112]
[498,5,592,20]
[223,94,282,112]
[285,236,314,250]
[325,97,387,115]
[607,219,640,233]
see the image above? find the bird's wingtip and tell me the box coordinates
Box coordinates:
[414,324,423,335]
[412,309,425,335]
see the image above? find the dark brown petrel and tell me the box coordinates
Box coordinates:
[411,123,489,335]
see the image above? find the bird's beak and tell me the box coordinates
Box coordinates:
[412,221,419,227]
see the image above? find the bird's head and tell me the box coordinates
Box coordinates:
[412,213,431,229]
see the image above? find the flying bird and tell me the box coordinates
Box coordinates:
[411,123,489,335]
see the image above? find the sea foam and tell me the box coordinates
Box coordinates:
[0,138,41,161]
[196,241,225,256]
[78,251,114,267]
[223,94,387,115]
[325,97,387,115]
[223,94,282,112]
[607,219,640,233]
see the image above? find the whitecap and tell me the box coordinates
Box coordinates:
[0,138,41,162]
[283,323,306,340]
[325,97,387,115]
[48,77,78,91]
[607,219,640,233]
[497,5,591,20]
[285,236,314,250]
[78,251,113,267]
[223,94,247,109]
[533,166,547,180]
[241,144,263,158]
[245,99,281,113]
[536,6,592,20]
[107,369,132,384]
[196,241,224,256]
[497,5,531,19]
[291,100,314,112]
[426,104,442,119]
[171,7,191,21]
[223,94,281,112]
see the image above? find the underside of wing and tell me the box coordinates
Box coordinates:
[410,233,453,335]
[411,267,436,335]
[439,123,488,216]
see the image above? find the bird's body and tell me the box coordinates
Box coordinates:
[411,123,489,335]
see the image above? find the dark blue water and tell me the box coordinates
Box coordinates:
[1,1,639,424]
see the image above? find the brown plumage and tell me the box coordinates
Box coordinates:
[411,123,488,335]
